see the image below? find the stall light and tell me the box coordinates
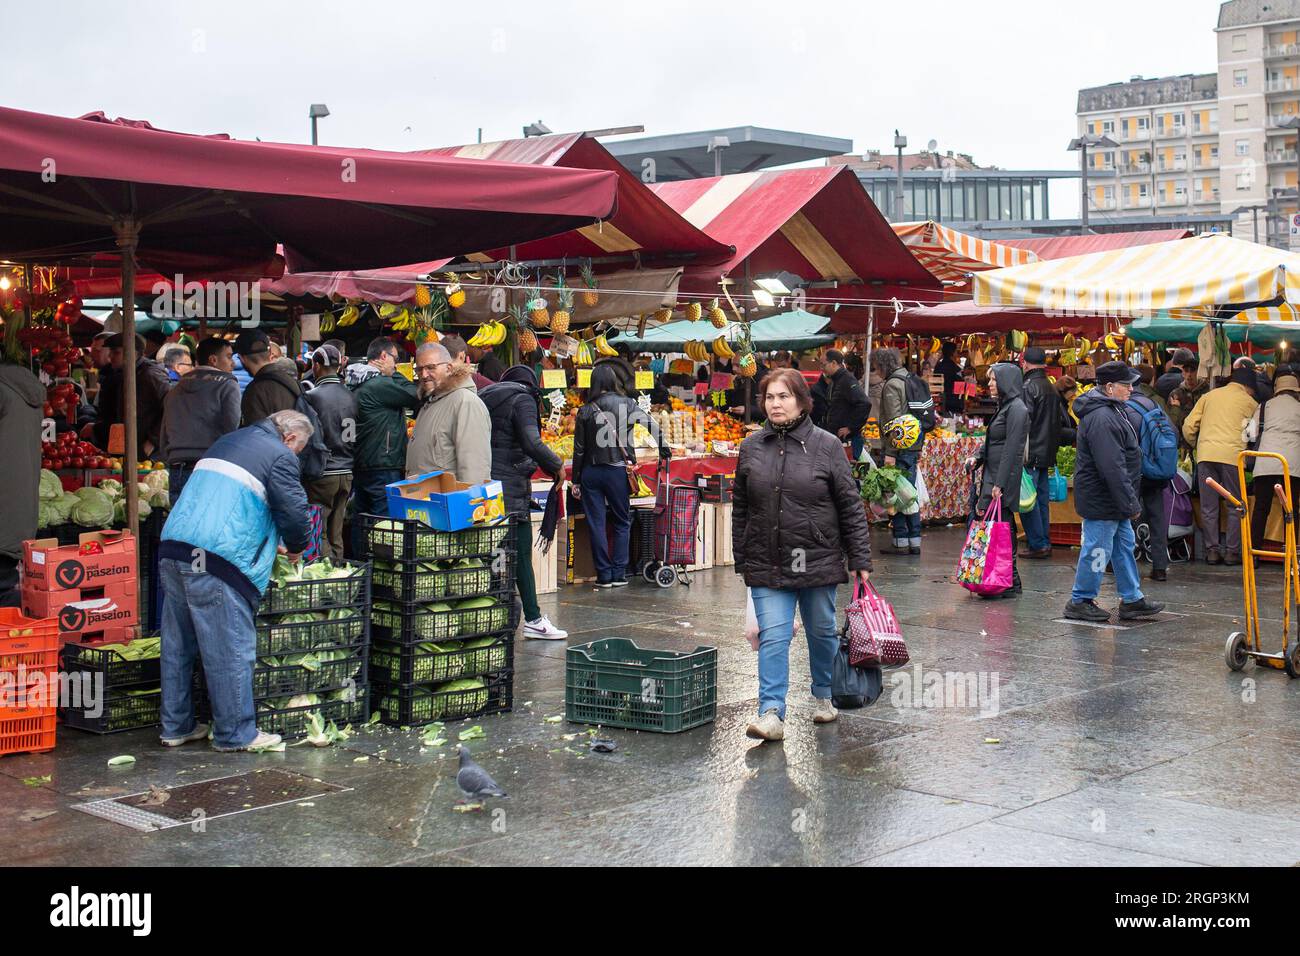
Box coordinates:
[754,277,792,296]
[752,287,776,308]
[1282,340,1289,350]
[0,276,10,291]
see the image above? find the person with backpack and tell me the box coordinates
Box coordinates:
[1246,367,1300,555]
[1020,347,1074,559]
[821,350,871,458]
[1125,372,1180,582]
[1065,362,1165,622]
[873,348,927,555]
[303,345,357,561]
[1182,363,1259,565]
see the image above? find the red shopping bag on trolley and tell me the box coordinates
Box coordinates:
[844,579,909,667]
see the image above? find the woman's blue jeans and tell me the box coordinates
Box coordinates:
[751,584,839,720]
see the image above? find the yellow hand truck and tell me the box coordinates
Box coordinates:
[1206,450,1300,676]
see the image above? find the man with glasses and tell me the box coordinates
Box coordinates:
[407,341,491,485]
[159,336,242,505]
[348,337,420,556]
[1064,361,1164,623]
[158,343,194,383]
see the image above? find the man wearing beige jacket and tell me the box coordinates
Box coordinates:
[1183,362,1259,565]
[407,341,492,485]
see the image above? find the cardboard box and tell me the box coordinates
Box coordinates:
[22,531,137,592]
[386,471,506,532]
[532,513,558,595]
[687,503,715,572]
[697,473,735,503]
[22,580,139,639]
[713,502,734,566]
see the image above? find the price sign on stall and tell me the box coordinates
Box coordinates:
[576,368,592,388]
[635,370,655,390]
[542,369,568,390]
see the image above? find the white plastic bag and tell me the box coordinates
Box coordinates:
[915,467,931,511]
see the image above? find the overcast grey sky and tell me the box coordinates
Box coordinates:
[2,0,1228,218]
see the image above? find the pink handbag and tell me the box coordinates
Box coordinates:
[844,579,910,667]
[956,498,1014,596]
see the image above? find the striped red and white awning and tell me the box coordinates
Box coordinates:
[891,221,1036,282]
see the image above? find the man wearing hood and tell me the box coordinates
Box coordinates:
[873,348,925,555]
[1065,362,1165,622]
[236,329,300,426]
[303,345,357,561]
[159,336,242,504]
[968,362,1029,596]
[1183,361,1260,564]
[479,366,567,640]
[407,341,491,485]
[1020,347,1073,559]
[0,357,42,607]
[349,336,420,557]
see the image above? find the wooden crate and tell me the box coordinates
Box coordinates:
[687,503,715,572]
[713,502,734,566]
[531,513,558,595]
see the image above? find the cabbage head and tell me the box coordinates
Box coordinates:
[38,470,63,501]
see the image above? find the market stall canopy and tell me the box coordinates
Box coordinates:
[613,308,835,353]
[999,228,1191,261]
[649,167,942,304]
[266,131,728,307]
[973,233,1300,314]
[890,221,1036,282]
[1125,311,1300,348]
[892,299,1108,337]
[0,106,620,272]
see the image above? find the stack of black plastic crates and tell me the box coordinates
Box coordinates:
[358,515,516,726]
[197,559,372,739]
[60,639,163,733]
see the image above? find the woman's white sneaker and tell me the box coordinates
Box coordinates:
[812,698,838,723]
[523,616,567,640]
[745,708,785,741]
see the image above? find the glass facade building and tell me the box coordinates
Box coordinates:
[857,173,1055,223]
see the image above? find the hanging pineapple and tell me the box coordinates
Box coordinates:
[414,283,432,308]
[580,262,599,307]
[737,353,758,377]
[443,272,466,309]
[512,305,538,355]
[654,307,673,323]
[552,287,574,335]
[527,284,551,328]
[684,300,702,322]
[708,297,727,329]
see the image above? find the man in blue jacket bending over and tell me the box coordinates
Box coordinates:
[157,409,314,752]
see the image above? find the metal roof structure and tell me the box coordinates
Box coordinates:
[604,126,852,182]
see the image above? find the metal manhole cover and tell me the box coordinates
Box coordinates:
[71,769,351,832]
[1052,610,1185,631]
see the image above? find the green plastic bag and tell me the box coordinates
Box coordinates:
[1018,469,1038,513]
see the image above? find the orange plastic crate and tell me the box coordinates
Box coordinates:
[0,609,61,716]
[0,707,56,757]
[0,608,60,646]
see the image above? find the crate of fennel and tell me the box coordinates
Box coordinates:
[252,642,368,699]
[371,672,512,726]
[61,634,161,688]
[240,686,370,740]
[370,596,518,646]
[63,686,162,734]
[371,548,515,603]
[259,555,370,615]
[369,634,512,685]
[357,515,510,563]
[255,606,367,657]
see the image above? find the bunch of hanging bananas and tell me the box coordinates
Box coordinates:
[684,340,712,362]
[592,333,618,356]
[468,320,508,348]
[711,335,734,359]
[575,339,594,366]
[1006,329,1028,352]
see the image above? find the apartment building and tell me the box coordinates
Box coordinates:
[1217,0,1300,245]
[1076,74,1221,222]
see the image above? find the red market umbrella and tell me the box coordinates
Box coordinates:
[0,107,619,533]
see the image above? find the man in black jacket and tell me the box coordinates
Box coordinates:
[1020,347,1075,558]
[159,336,241,504]
[821,350,871,458]
[934,342,964,415]
[304,345,357,560]
[236,329,300,425]
[1065,362,1165,623]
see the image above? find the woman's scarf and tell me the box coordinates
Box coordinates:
[535,470,566,555]
[770,413,807,435]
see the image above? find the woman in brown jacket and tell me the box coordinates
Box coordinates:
[733,368,873,742]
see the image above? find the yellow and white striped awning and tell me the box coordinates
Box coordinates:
[892,221,1036,282]
[974,233,1300,314]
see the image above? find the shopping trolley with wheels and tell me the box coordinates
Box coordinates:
[1206,450,1300,677]
[641,460,701,589]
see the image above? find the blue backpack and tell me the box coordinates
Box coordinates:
[1126,395,1178,481]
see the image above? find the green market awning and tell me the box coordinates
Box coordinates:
[1124,313,1300,348]
[613,308,835,353]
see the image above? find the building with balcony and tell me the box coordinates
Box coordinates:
[1218,0,1300,245]
[1076,74,1221,223]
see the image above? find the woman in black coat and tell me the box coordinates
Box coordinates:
[968,362,1029,597]
[479,366,567,640]
[734,368,874,742]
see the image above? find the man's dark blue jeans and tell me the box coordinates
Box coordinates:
[351,468,403,558]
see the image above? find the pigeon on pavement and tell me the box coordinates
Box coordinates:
[456,745,507,799]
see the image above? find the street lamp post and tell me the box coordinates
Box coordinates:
[894,130,908,222]
[309,103,330,145]
[1068,134,1118,235]
[1279,116,1300,247]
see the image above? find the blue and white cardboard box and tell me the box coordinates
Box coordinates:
[386,471,506,531]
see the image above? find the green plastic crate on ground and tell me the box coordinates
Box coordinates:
[360,516,510,562]
[369,636,510,684]
[62,687,162,734]
[565,639,717,733]
[372,672,512,726]
[251,687,370,740]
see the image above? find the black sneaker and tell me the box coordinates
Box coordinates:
[878,544,914,556]
[1064,599,1111,622]
[1119,597,1165,620]
[1150,568,1167,582]
[908,546,921,555]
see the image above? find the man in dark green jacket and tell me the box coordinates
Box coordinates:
[346,336,419,556]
